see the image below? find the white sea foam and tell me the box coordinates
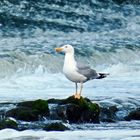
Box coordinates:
[0,129,140,140]
[0,58,139,103]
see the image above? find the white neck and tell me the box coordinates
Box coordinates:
[63,52,76,70]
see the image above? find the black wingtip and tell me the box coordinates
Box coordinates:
[97,73,109,79]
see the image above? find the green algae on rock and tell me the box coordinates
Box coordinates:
[6,99,49,121]
[18,99,49,115]
[5,96,100,123]
[0,118,18,130]
[43,122,69,131]
[49,96,100,123]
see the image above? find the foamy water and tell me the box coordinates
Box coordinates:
[0,0,140,139]
[0,63,139,102]
[0,129,140,140]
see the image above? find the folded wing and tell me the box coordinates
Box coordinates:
[76,62,99,81]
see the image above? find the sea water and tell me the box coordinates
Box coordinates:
[0,0,140,139]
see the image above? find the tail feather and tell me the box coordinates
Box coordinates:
[97,73,109,79]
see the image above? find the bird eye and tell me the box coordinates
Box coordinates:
[65,46,68,48]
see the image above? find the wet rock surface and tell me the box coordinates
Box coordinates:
[0,96,140,131]
[49,96,100,123]
[125,108,140,121]
[0,118,18,130]
[6,99,49,121]
[43,122,69,131]
[100,106,118,122]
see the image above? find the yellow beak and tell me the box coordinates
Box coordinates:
[55,47,63,52]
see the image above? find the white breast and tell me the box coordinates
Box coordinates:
[63,68,86,83]
[63,53,87,83]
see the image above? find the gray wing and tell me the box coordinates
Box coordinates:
[76,62,90,69]
[76,62,99,80]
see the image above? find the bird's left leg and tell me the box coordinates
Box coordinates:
[75,82,83,99]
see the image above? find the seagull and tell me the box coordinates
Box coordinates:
[55,44,108,99]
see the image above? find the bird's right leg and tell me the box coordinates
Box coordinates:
[74,83,79,99]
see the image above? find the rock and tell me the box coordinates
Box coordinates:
[49,105,67,121]
[100,106,118,122]
[6,99,49,121]
[125,108,140,121]
[5,96,100,124]
[18,99,49,115]
[0,118,18,130]
[66,104,82,123]
[43,122,69,131]
[6,107,40,121]
[50,96,100,123]
[47,98,63,104]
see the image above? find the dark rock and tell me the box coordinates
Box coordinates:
[48,96,92,106]
[6,99,49,121]
[18,99,49,115]
[47,98,63,104]
[0,118,18,130]
[52,96,100,123]
[59,96,92,107]
[66,104,82,123]
[49,105,67,121]
[6,107,39,121]
[0,110,5,118]
[43,122,69,131]
[100,106,118,122]
[4,96,100,124]
[125,108,140,121]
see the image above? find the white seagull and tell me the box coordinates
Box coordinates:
[55,44,108,99]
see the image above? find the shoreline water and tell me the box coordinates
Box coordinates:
[0,95,139,132]
[0,129,140,140]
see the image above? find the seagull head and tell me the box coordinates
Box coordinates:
[55,44,74,54]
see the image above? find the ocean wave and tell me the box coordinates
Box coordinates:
[0,0,139,78]
[0,0,140,34]
[0,49,140,78]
